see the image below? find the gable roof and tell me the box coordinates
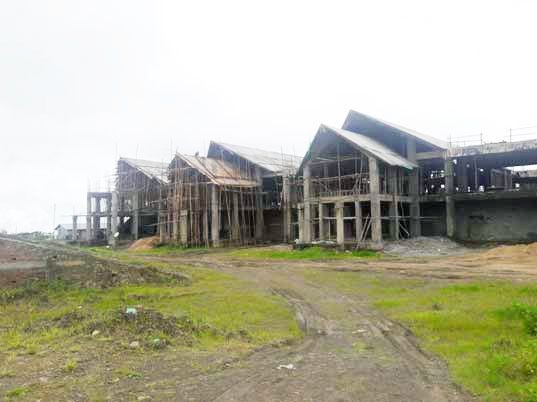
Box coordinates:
[207,141,302,175]
[299,125,417,172]
[119,158,169,184]
[342,110,448,150]
[172,153,258,187]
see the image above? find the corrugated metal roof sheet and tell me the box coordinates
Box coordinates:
[208,141,302,175]
[175,154,258,187]
[302,125,417,170]
[343,110,448,150]
[119,158,169,184]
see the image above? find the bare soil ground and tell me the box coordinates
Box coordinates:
[7,238,537,401]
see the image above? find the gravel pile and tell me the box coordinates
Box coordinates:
[383,236,467,257]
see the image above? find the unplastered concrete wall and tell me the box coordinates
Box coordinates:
[455,199,537,242]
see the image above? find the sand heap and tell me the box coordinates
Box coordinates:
[481,243,537,259]
[128,236,160,251]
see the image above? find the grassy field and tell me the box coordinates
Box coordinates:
[303,269,537,402]
[0,254,301,400]
[230,246,379,260]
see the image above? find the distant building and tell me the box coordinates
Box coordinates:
[54,223,93,241]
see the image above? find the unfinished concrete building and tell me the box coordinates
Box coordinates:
[115,158,168,240]
[84,158,168,244]
[295,110,537,246]
[82,110,537,248]
[296,111,443,247]
[161,142,301,247]
[420,139,537,242]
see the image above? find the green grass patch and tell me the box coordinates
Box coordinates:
[303,270,537,402]
[5,386,29,399]
[0,259,301,359]
[230,246,379,260]
[86,244,208,257]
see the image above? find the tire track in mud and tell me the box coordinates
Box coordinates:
[179,259,474,402]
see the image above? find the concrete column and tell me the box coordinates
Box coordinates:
[86,193,92,241]
[158,203,166,243]
[72,215,78,241]
[303,164,312,243]
[93,196,101,239]
[318,203,325,240]
[180,210,188,244]
[336,201,344,246]
[110,191,118,246]
[445,157,456,238]
[457,159,469,193]
[298,206,304,243]
[211,185,221,247]
[255,167,264,242]
[232,192,240,242]
[389,167,400,240]
[172,210,179,242]
[203,209,209,246]
[355,201,362,242]
[446,197,456,238]
[131,193,139,240]
[106,196,112,241]
[369,156,382,243]
[444,158,454,194]
[282,176,292,242]
[407,138,421,237]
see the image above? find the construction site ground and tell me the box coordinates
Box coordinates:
[2,238,537,401]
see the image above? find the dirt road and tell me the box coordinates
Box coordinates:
[135,254,472,402]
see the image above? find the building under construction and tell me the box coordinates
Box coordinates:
[161,142,301,247]
[82,110,537,248]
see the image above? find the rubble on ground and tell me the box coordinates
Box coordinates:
[383,236,467,257]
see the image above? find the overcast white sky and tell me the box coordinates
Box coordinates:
[2,0,537,232]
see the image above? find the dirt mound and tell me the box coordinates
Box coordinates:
[384,236,467,257]
[129,236,160,251]
[481,243,537,259]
